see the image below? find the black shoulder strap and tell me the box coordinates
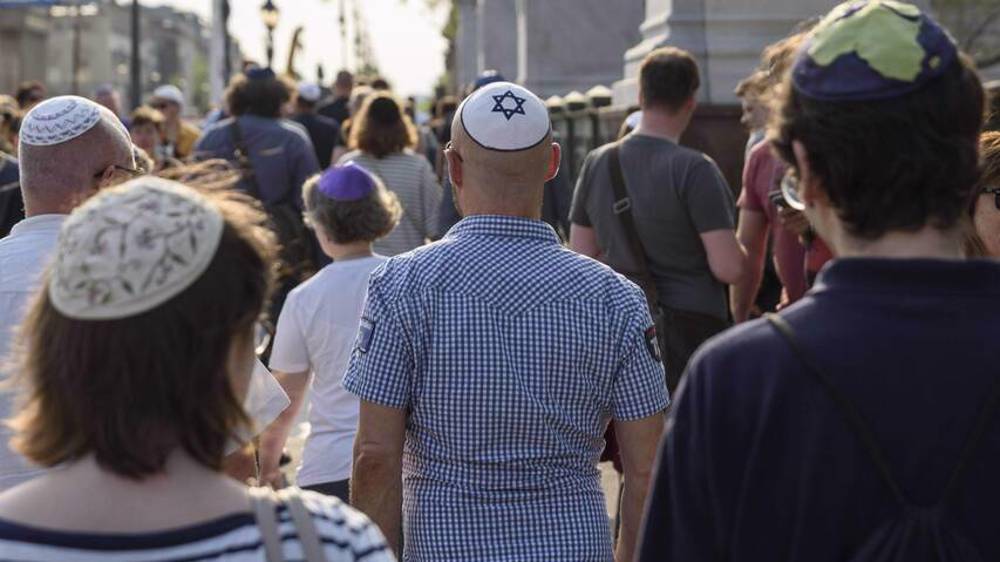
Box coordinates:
[765,313,1000,507]
[764,313,907,505]
[608,142,660,307]
[228,118,263,200]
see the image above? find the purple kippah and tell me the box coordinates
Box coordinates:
[317,162,377,201]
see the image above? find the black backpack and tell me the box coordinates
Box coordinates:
[766,314,996,561]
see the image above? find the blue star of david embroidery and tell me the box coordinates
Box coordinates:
[491,90,527,121]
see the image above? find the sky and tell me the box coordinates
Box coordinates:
[148,0,449,97]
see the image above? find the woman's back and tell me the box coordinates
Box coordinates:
[339,150,440,256]
[0,486,392,561]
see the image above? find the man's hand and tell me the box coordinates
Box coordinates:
[257,370,310,489]
[777,206,810,237]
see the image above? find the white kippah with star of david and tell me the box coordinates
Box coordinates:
[459,81,550,151]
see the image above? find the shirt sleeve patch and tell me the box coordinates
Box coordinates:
[357,318,375,353]
[645,326,662,363]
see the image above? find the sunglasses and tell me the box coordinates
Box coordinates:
[444,141,462,163]
[93,164,143,181]
[983,186,1000,211]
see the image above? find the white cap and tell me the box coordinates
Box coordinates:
[151,84,185,107]
[297,82,322,103]
[48,177,225,320]
[458,81,550,152]
[19,96,102,147]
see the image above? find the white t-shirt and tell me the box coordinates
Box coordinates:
[270,255,386,486]
[0,215,289,490]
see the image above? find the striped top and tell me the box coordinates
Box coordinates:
[337,150,442,256]
[0,491,394,561]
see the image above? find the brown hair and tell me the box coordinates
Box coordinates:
[225,73,293,118]
[639,47,700,112]
[985,81,1000,132]
[130,105,165,131]
[349,93,417,158]
[8,176,276,479]
[15,81,45,109]
[981,131,1000,188]
[302,171,401,244]
[769,55,984,240]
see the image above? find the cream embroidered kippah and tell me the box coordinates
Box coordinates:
[48,177,225,320]
[458,81,550,151]
[20,96,103,147]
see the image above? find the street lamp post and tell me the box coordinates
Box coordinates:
[260,0,280,69]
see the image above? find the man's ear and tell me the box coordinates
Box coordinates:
[545,143,561,182]
[96,164,118,189]
[792,140,825,208]
[446,147,463,190]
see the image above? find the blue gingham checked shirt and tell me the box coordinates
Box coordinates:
[344,215,669,561]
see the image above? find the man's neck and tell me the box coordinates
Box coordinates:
[634,109,687,143]
[833,226,964,260]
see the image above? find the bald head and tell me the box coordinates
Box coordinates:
[447,101,559,219]
[19,104,134,216]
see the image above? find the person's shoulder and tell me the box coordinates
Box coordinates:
[338,149,365,165]
[277,118,312,142]
[685,310,804,397]
[198,118,233,141]
[295,491,392,559]
[545,246,649,311]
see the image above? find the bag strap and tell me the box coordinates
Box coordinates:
[279,488,329,562]
[228,118,264,201]
[764,314,907,505]
[249,487,286,562]
[765,313,1000,508]
[608,142,660,308]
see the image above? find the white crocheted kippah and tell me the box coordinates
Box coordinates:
[48,177,225,320]
[19,96,103,147]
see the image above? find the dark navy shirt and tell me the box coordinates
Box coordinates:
[194,115,320,210]
[292,112,341,169]
[639,258,1000,561]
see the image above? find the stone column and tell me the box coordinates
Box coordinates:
[477,0,518,79]
[515,0,643,98]
[454,0,480,92]
[614,0,935,107]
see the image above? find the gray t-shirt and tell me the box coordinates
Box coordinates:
[570,133,735,320]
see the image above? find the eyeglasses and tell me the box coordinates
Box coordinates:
[779,171,806,211]
[93,164,143,181]
[150,102,169,110]
[983,186,1000,211]
[444,141,462,163]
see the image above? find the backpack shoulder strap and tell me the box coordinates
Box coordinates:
[939,358,1000,504]
[764,313,908,505]
[608,142,660,307]
[278,488,329,562]
[228,118,263,201]
[249,487,286,562]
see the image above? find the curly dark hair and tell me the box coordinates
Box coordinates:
[769,55,984,240]
[225,72,294,118]
[349,93,417,159]
[302,171,401,244]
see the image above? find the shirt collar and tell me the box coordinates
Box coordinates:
[8,214,66,238]
[812,257,1000,296]
[445,215,560,244]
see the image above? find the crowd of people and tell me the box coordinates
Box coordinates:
[0,1,999,560]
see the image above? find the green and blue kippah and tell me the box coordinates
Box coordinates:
[793,1,958,101]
